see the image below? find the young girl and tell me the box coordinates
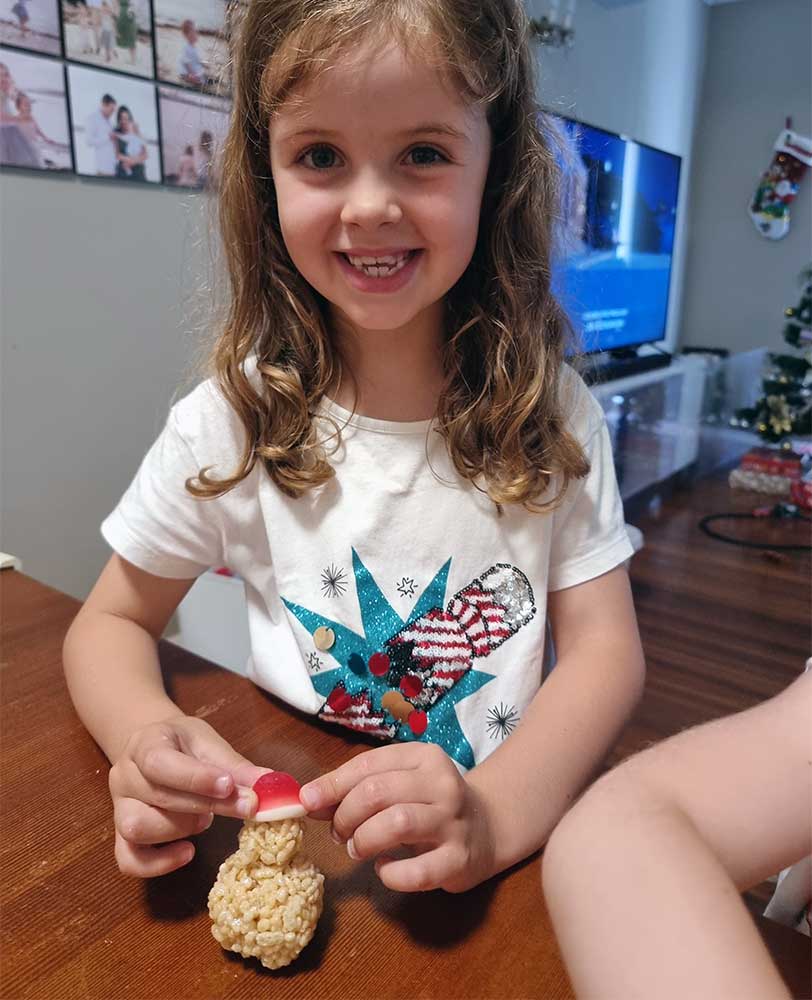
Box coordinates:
[79,4,96,55]
[10,0,29,40]
[112,105,146,181]
[63,0,644,892]
[176,142,197,186]
[99,0,115,63]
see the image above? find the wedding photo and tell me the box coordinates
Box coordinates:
[61,0,154,79]
[66,61,160,182]
[153,0,242,95]
[157,84,229,190]
[0,0,61,56]
[0,48,72,171]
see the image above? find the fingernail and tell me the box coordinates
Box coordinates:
[299,785,320,810]
[236,789,256,817]
[214,776,231,796]
[346,837,360,861]
[330,826,342,844]
[199,813,214,832]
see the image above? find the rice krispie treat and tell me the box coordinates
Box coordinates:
[208,772,324,970]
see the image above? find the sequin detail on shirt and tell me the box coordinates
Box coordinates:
[282,550,536,769]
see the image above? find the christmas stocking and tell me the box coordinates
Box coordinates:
[749,128,812,240]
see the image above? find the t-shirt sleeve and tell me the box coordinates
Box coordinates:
[100,403,225,579]
[548,385,634,592]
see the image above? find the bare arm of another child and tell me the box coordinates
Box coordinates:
[541,668,811,1000]
[63,553,266,878]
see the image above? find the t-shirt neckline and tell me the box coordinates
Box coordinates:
[318,395,436,436]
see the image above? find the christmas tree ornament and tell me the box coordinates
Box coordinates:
[749,125,812,241]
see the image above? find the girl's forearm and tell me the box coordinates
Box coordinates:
[62,610,184,763]
[467,638,645,876]
[541,779,790,1000]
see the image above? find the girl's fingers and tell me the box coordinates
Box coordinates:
[374,844,462,893]
[330,769,436,844]
[114,830,196,879]
[348,803,445,861]
[115,797,214,846]
[124,747,258,819]
[300,744,425,814]
[138,778,257,819]
[135,744,236,800]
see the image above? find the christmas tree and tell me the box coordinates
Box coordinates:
[732,263,812,444]
[116,0,137,51]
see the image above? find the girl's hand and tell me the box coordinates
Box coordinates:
[300,744,496,893]
[108,715,267,878]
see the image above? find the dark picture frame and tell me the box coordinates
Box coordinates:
[66,60,161,182]
[1,48,74,171]
[60,0,156,79]
[0,0,62,57]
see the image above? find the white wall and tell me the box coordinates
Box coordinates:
[2,0,709,600]
[1,176,216,599]
[680,0,812,352]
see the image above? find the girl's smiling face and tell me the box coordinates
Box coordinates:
[269,39,492,341]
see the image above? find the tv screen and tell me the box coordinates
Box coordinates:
[548,114,682,354]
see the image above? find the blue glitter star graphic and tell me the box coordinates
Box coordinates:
[282,548,494,769]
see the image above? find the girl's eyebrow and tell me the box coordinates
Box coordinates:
[276,123,470,145]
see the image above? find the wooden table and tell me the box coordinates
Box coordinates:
[1,570,572,1000]
[2,471,810,999]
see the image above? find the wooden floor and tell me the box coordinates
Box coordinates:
[616,470,811,911]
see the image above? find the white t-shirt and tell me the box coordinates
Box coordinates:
[118,132,144,157]
[85,108,116,175]
[101,360,633,770]
[178,41,204,81]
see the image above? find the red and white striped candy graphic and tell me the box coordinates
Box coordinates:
[319,683,398,739]
[385,564,535,710]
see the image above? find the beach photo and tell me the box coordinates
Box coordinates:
[61,0,154,78]
[158,84,229,191]
[0,49,72,170]
[153,0,243,95]
[0,0,61,56]
[66,62,160,182]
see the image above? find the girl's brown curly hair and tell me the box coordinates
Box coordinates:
[188,0,589,512]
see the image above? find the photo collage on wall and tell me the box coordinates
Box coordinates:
[0,0,239,186]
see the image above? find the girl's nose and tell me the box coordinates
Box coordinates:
[340,171,403,228]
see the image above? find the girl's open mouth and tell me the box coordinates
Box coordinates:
[335,249,423,293]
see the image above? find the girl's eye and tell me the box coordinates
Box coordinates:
[297,144,448,171]
[299,145,338,170]
[407,146,447,167]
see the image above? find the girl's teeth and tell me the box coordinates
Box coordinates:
[346,251,413,277]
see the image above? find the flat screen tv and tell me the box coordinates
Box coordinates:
[547,113,682,355]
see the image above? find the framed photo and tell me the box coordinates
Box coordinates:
[66,62,160,182]
[61,0,155,79]
[0,0,62,56]
[153,0,241,95]
[158,84,229,190]
[0,49,73,171]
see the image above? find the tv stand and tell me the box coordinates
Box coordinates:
[582,347,672,385]
[587,353,707,501]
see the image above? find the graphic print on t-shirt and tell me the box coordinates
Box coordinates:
[282,549,536,769]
